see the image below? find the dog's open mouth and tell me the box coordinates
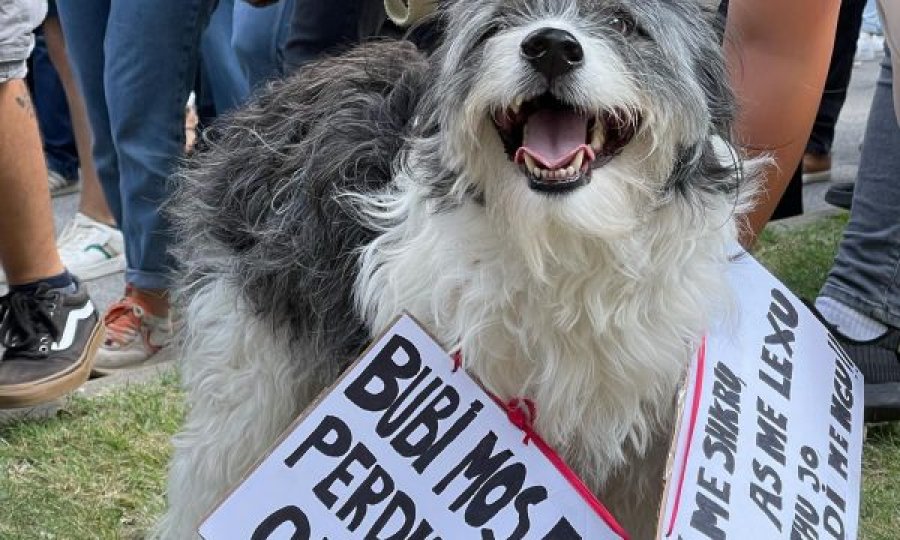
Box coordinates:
[492,93,640,194]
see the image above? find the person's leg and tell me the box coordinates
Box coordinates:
[104,0,213,299]
[863,0,884,35]
[282,0,365,72]
[41,12,125,283]
[0,0,102,408]
[0,82,63,285]
[54,0,122,228]
[232,0,294,88]
[42,12,115,226]
[808,0,867,156]
[816,47,900,420]
[90,0,213,371]
[30,30,80,196]
[200,0,248,115]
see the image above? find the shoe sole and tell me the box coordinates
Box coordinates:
[65,256,126,282]
[50,183,81,198]
[0,323,105,408]
[90,344,168,377]
[865,383,900,423]
[824,186,853,211]
[802,170,831,184]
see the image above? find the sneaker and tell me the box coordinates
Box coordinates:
[802,153,831,184]
[48,169,80,198]
[824,182,854,211]
[0,280,103,408]
[0,214,125,285]
[57,213,126,281]
[92,296,173,375]
[806,301,900,422]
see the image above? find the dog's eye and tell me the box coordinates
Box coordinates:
[608,14,635,36]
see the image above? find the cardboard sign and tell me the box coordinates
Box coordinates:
[200,314,627,540]
[658,253,865,539]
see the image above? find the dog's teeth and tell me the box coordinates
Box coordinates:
[511,96,523,114]
[566,166,576,177]
[572,150,585,171]
[523,154,536,173]
[591,126,605,151]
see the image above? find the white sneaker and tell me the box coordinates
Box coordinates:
[0,213,125,286]
[48,169,80,198]
[57,213,126,281]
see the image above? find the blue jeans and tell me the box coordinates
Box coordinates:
[30,31,79,180]
[55,0,214,290]
[200,0,293,115]
[864,0,884,35]
[821,47,900,328]
[233,0,293,89]
[282,0,384,72]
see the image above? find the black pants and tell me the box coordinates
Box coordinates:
[774,0,867,220]
[808,0,867,156]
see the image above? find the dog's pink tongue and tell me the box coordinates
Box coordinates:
[517,110,590,169]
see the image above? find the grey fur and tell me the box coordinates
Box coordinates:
[170,1,745,534]
[172,41,429,365]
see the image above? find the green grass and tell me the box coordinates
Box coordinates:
[0,212,897,538]
[0,373,184,539]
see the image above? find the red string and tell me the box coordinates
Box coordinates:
[504,398,537,445]
[451,350,463,372]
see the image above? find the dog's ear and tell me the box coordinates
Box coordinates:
[695,15,735,141]
[665,17,742,200]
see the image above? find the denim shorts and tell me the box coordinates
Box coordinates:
[0,0,47,82]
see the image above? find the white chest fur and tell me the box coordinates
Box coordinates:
[354,184,737,491]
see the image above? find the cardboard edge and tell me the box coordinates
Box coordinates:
[654,339,706,539]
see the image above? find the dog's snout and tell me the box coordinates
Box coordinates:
[520,28,584,80]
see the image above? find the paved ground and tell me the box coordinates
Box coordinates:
[0,47,885,422]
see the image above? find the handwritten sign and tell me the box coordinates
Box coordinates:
[200,314,627,540]
[658,253,864,539]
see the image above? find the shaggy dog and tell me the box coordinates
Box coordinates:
[157,1,755,537]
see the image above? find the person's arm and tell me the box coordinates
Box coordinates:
[724,0,840,247]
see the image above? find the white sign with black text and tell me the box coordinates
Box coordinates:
[200,314,627,540]
[658,253,865,539]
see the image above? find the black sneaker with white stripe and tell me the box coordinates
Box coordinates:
[0,279,104,408]
[834,328,900,423]
[806,301,900,422]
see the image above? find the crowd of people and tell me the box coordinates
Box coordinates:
[0,0,898,423]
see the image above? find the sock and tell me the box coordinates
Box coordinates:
[10,270,76,295]
[815,296,887,341]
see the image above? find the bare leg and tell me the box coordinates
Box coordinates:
[42,16,115,227]
[0,80,65,285]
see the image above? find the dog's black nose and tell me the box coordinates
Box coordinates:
[520,28,584,80]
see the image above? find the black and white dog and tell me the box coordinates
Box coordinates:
[157,1,756,537]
